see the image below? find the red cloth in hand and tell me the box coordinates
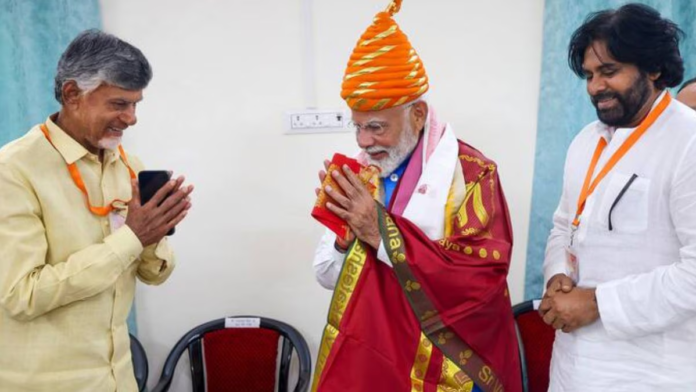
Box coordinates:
[312,153,377,239]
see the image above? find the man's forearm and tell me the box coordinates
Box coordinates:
[0,226,142,321]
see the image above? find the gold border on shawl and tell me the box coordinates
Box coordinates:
[410,332,434,392]
[328,241,367,326]
[456,155,497,234]
[311,241,368,392]
[410,163,464,391]
[378,197,504,391]
[447,158,467,233]
[311,324,339,392]
[472,182,489,227]
[437,357,475,392]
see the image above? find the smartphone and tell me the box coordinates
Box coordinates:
[138,170,175,236]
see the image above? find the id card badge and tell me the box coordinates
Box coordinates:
[565,245,579,283]
[108,201,129,233]
[109,210,127,232]
[565,224,580,283]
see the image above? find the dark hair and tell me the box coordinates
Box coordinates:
[568,3,684,89]
[678,77,696,93]
[54,29,152,104]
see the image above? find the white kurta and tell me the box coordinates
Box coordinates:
[544,93,696,391]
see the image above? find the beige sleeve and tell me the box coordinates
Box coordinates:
[0,163,143,321]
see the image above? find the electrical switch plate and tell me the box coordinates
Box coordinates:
[285,109,349,134]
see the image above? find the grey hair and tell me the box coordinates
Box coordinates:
[410,94,429,105]
[402,94,429,120]
[54,29,152,104]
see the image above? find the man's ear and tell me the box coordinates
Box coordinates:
[411,100,428,131]
[61,81,82,108]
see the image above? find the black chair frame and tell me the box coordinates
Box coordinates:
[129,333,149,392]
[151,316,311,392]
[513,299,539,392]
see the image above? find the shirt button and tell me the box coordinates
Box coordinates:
[390,173,399,182]
[130,255,136,261]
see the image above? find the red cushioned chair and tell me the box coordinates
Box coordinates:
[513,299,556,392]
[151,316,311,392]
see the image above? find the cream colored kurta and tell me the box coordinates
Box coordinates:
[0,116,175,392]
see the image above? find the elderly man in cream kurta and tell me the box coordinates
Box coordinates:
[0,30,193,392]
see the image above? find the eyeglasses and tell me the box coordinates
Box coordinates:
[347,101,417,137]
[347,120,390,136]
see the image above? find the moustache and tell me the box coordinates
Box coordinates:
[365,146,388,154]
[591,92,619,105]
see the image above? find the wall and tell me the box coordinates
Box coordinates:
[0,0,101,147]
[99,0,544,389]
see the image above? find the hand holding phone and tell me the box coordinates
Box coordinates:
[139,171,176,235]
[125,171,194,246]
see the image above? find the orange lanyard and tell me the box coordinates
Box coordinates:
[40,123,136,216]
[572,92,671,229]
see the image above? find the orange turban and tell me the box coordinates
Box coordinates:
[341,0,429,111]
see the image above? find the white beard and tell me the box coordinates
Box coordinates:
[98,137,122,150]
[365,123,419,178]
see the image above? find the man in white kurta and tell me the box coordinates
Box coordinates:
[539,4,696,391]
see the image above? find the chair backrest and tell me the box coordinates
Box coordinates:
[513,300,555,392]
[152,316,312,392]
[201,327,281,391]
[129,333,149,392]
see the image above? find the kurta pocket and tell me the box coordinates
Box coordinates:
[596,172,650,233]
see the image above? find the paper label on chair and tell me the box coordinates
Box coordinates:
[225,317,261,328]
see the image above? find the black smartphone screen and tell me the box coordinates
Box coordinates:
[138,170,175,235]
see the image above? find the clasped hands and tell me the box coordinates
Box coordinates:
[538,273,599,333]
[126,175,193,247]
[316,160,381,250]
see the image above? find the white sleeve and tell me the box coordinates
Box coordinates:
[543,199,571,287]
[313,228,394,290]
[597,135,696,339]
[313,229,346,290]
[543,157,572,288]
[377,241,392,267]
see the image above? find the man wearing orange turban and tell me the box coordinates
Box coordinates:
[311,1,521,391]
